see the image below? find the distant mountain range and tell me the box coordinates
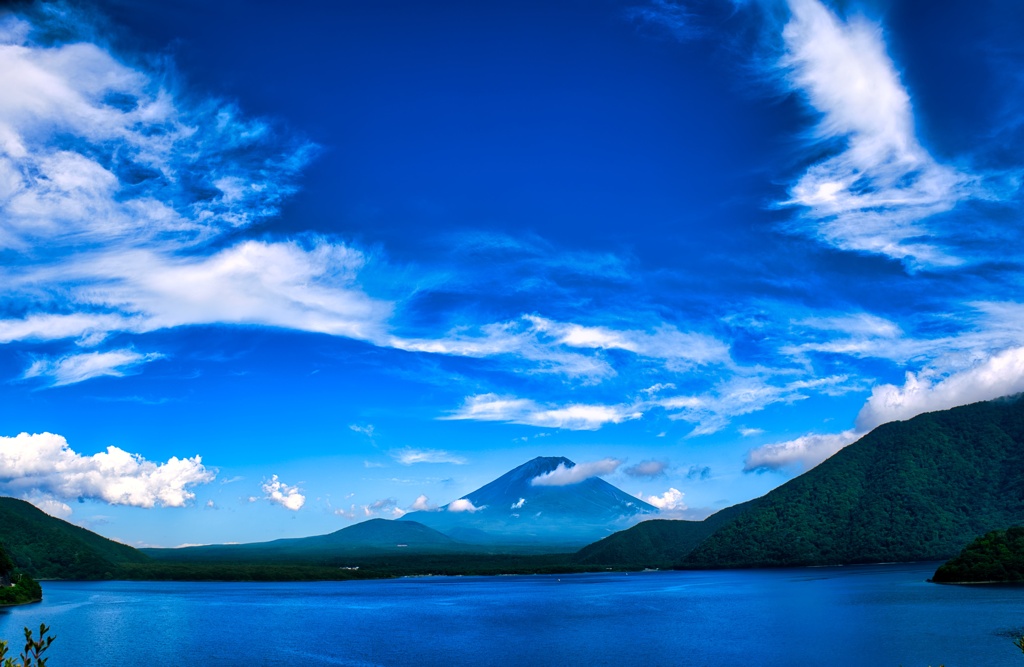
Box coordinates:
[9,397,1024,579]
[401,456,657,547]
[142,518,461,563]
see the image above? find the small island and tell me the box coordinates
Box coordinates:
[932,526,1024,584]
[0,545,41,606]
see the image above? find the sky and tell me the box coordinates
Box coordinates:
[0,0,1022,547]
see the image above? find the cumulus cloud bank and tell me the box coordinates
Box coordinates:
[531,458,623,486]
[856,346,1024,431]
[0,432,214,514]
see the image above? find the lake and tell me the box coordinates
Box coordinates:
[0,563,1020,666]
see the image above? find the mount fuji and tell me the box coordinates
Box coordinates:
[401,456,658,547]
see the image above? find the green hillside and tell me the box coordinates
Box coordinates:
[0,497,149,579]
[571,500,759,568]
[682,397,1024,568]
[932,526,1024,583]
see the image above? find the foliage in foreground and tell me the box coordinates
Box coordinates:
[932,526,1024,583]
[0,624,54,667]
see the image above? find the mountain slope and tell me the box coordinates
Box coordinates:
[682,396,1024,568]
[572,500,759,568]
[143,519,459,562]
[0,497,149,579]
[401,456,657,547]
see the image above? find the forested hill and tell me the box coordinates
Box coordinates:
[681,396,1024,568]
[571,500,759,568]
[0,497,149,579]
[932,526,1024,583]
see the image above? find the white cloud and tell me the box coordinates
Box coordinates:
[23,349,162,386]
[445,393,641,431]
[744,429,858,473]
[261,475,305,511]
[447,498,483,513]
[641,488,686,512]
[531,458,623,486]
[856,346,1024,431]
[511,497,525,510]
[391,448,467,466]
[738,428,764,437]
[623,460,668,478]
[410,494,434,511]
[0,432,214,512]
[780,0,978,267]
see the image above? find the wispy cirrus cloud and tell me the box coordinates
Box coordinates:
[444,393,643,431]
[390,315,729,383]
[23,348,162,386]
[390,448,467,466]
[0,7,395,378]
[658,374,854,436]
[779,0,980,268]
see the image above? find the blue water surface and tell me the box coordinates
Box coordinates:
[0,563,1020,666]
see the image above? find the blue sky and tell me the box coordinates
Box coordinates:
[0,0,1022,547]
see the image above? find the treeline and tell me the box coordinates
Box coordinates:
[0,545,41,606]
[115,553,591,581]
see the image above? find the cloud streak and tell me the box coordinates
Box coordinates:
[23,349,162,386]
[444,394,642,431]
[391,448,467,466]
[780,0,978,267]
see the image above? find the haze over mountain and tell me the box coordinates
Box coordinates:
[142,519,459,562]
[401,456,658,547]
